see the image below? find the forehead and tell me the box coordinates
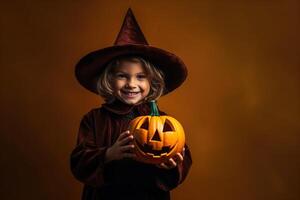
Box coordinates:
[114,60,146,73]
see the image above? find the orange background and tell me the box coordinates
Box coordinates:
[1,1,299,200]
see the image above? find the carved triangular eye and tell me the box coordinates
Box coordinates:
[151,130,161,141]
[140,119,149,130]
[163,120,173,132]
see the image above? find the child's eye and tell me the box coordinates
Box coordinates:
[116,74,127,79]
[137,74,147,80]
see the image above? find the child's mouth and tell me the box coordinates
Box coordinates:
[121,91,140,98]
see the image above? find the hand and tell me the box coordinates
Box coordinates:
[105,130,136,163]
[156,152,184,170]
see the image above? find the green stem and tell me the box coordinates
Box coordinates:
[149,100,160,116]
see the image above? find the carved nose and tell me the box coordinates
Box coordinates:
[151,130,161,142]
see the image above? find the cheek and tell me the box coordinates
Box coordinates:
[141,81,150,92]
[112,79,124,90]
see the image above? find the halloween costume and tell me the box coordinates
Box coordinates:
[71,8,192,200]
[70,100,192,200]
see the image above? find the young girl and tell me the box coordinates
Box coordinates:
[71,9,192,200]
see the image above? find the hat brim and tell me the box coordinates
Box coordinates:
[75,44,187,95]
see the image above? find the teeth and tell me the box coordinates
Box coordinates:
[122,91,139,97]
[128,92,137,96]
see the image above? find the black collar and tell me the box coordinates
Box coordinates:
[102,99,151,115]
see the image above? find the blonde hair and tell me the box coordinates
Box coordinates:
[97,56,165,103]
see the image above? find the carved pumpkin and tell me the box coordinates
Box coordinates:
[129,101,185,164]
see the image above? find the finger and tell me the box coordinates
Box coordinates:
[159,163,169,169]
[122,152,137,159]
[175,153,184,163]
[167,158,177,168]
[119,135,134,146]
[120,144,135,152]
[156,164,164,169]
[118,130,130,140]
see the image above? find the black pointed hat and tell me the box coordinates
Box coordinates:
[75,8,187,95]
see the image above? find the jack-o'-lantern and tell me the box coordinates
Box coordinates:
[129,101,185,164]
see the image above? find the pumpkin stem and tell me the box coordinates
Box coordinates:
[149,100,160,116]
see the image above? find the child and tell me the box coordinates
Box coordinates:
[70,9,192,200]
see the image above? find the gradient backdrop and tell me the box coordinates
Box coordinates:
[1,0,299,200]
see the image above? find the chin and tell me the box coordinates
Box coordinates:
[120,97,144,105]
[118,94,144,105]
[123,99,139,105]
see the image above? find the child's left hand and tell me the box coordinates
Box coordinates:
[156,152,184,170]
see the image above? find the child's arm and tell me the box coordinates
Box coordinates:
[70,112,108,187]
[70,111,137,187]
[153,144,192,191]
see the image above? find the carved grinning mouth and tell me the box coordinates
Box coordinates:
[135,140,175,156]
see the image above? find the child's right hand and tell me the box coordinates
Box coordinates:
[104,130,136,163]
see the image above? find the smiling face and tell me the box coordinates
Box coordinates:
[112,61,150,105]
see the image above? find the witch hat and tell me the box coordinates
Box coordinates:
[75,8,187,95]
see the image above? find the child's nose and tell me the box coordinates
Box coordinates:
[126,78,137,88]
